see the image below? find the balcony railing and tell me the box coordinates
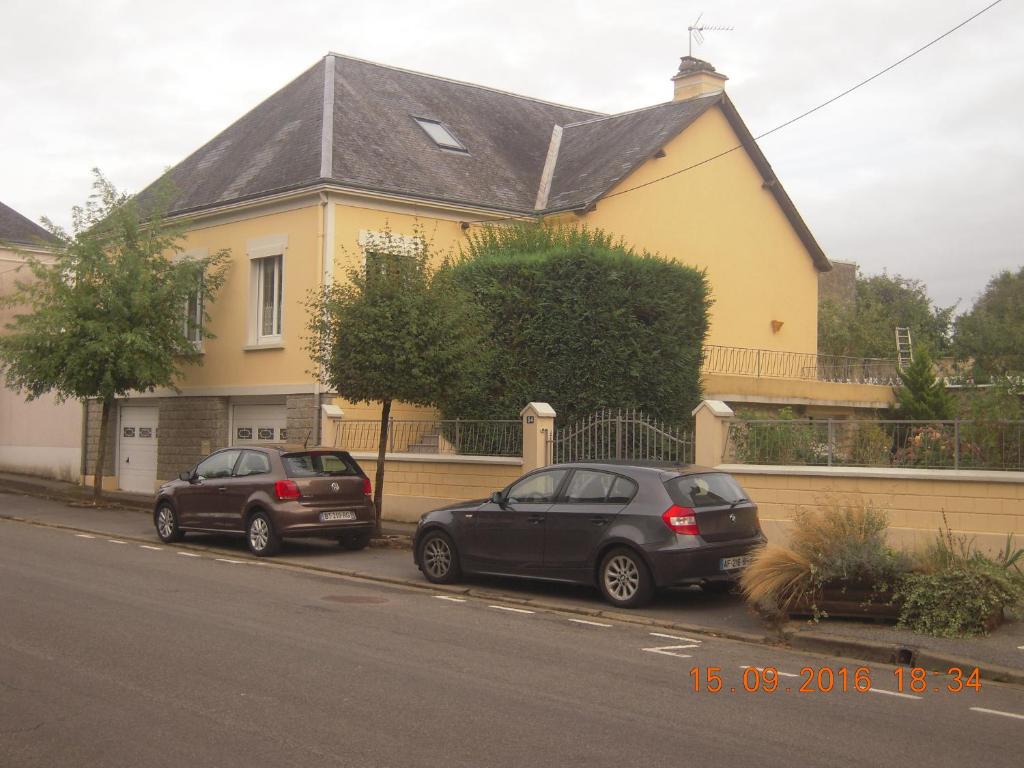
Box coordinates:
[702,345,900,385]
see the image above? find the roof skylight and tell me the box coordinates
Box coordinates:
[413,117,467,151]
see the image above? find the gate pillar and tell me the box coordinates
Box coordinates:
[692,400,734,467]
[520,402,556,472]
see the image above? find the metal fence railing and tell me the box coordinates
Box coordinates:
[547,408,694,465]
[725,419,1024,471]
[336,419,522,458]
[702,345,900,385]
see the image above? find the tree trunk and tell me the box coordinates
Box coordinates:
[93,397,113,504]
[373,398,391,537]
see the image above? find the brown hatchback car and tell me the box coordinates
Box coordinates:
[153,447,375,556]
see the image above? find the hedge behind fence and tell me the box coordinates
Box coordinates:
[437,226,711,425]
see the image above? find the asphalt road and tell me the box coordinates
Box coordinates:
[1,517,1022,768]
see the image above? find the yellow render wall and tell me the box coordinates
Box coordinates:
[578,105,822,355]
[175,204,322,389]
[729,469,1024,553]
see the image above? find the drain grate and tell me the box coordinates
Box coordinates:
[321,595,388,605]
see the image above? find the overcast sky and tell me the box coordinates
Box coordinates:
[1,0,1021,311]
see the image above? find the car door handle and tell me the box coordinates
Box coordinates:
[590,517,609,526]
[217,486,228,493]
[527,515,545,524]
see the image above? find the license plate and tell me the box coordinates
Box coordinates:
[320,510,356,522]
[720,555,752,571]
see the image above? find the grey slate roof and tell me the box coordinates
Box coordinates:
[0,200,56,247]
[137,53,829,270]
[546,95,719,211]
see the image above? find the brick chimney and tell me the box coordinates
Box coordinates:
[671,56,728,101]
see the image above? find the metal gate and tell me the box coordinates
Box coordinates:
[546,408,694,465]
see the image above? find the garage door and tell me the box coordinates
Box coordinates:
[232,404,288,446]
[119,406,158,493]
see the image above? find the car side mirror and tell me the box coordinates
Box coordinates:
[179,470,191,482]
[490,491,506,507]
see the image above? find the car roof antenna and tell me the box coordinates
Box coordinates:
[303,429,311,450]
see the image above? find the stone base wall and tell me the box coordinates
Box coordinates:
[286,393,318,447]
[84,399,117,477]
[157,396,230,480]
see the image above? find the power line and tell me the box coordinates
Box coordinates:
[463,0,1006,227]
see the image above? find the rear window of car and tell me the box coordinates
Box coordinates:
[282,451,360,478]
[666,473,748,509]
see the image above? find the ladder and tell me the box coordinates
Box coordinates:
[895,326,913,371]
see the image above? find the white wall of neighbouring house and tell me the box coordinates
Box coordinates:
[0,382,83,482]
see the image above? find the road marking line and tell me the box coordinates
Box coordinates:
[569,618,613,627]
[177,552,201,558]
[650,632,701,643]
[1018,645,1024,650]
[215,558,244,564]
[740,666,800,678]
[643,645,693,659]
[869,688,921,700]
[75,533,96,539]
[140,545,163,551]
[106,539,127,544]
[433,596,467,603]
[488,605,535,614]
[970,707,1024,720]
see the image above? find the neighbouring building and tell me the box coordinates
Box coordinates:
[0,201,83,482]
[71,52,895,494]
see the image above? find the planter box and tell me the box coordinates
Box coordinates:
[789,583,901,622]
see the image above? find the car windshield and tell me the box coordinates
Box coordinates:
[282,452,358,477]
[666,473,748,508]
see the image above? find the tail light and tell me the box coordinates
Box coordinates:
[274,480,301,501]
[362,477,372,496]
[662,504,699,535]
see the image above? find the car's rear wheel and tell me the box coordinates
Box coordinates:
[418,531,461,584]
[155,503,184,543]
[339,531,371,551]
[247,511,280,557]
[599,547,654,608]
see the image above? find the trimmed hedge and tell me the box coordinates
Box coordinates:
[436,226,710,424]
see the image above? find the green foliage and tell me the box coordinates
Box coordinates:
[439,224,710,424]
[897,522,1024,637]
[845,421,891,466]
[818,271,953,359]
[0,169,229,403]
[953,267,1024,377]
[303,231,486,410]
[730,408,824,465]
[895,346,954,420]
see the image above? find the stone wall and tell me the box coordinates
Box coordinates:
[286,393,318,447]
[157,396,230,480]
[818,259,857,309]
[83,399,117,477]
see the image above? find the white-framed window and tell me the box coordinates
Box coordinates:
[184,272,203,348]
[246,235,288,347]
[256,255,283,340]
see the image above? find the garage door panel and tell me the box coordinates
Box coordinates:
[232,404,287,446]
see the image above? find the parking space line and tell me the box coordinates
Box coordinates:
[488,605,535,614]
[740,665,800,679]
[650,632,701,643]
[868,688,921,700]
[643,645,693,659]
[970,707,1024,720]
[106,539,127,544]
[433,596,466,603]
[74,533,96,539]
[568,619,613,627]
[177,552,201,558]
[215,558,245,564]
[139,545,163,551]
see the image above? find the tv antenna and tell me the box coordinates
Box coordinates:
[688,12,734,57]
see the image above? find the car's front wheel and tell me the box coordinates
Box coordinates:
[598,547,654,608]
[246,511,280,557]
[418,530,461,584]
[155,503,184,543]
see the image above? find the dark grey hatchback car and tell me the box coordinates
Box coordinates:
[413,462,765,608]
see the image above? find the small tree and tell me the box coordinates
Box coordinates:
[0,170,228,501]
[953,266,1024,378]
[304,232,486,533]
[895,346,954,420]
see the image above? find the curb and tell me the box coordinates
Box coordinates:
[785,632,1024,687]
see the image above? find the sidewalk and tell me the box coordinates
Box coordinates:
[2,471,1022,684]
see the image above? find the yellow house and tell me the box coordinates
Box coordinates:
[80,52,893,492]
